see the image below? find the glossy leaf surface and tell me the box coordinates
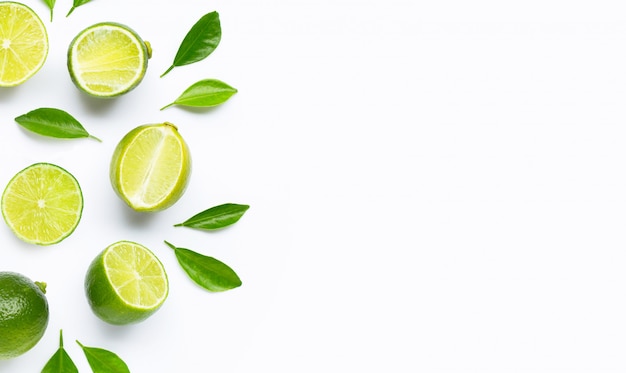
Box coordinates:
[15,108,100,141]
[161,11,221,77]
[161,79,237,110]
[41,330,78,373]
[165,241,242,292]
[174,203,249,230]
[77,341,130,373]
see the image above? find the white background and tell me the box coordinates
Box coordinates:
[1,0,626,372]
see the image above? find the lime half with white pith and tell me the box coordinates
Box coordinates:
[67,22,150,97]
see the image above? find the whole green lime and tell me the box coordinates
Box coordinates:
[0,271,49,360]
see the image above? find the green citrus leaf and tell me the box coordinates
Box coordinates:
[76,341,130,373]
[174,203,249,230]
[161,79,237,110]
[15,108,101,141]
[161,11,221,77]
[41,330,78,373]
[164,241,242,292]
[66,0,92,17]
[41,0,55,21]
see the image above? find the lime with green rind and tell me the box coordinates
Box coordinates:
[1,162,83,245]
[0,1,48,87]
[110,122,191,212]
[85,241,169,325]
[0,272,49,360]
[67,22,150,97]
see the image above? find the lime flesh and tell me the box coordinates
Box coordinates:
[85,241,168,325]
[0,1,48,87]
[1,163,83,245]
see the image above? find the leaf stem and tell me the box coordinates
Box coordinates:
[89,134,102,142]
[160,103,174,111]
[66,6,76,17]
[164,240,177,250]
[160,65,175,78]
[59,329,64,347]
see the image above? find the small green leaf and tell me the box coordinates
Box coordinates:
[76,341,130,373]
[161,79,237,110]
[164,241,242,292]
[42,0,55,21]
[161,11,221,77]
[41,330,78,373]
[174,203,249,230]
[66,0,92,17]
[15,108,101,141]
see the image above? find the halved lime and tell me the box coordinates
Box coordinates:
[0,1,48,87]
[1,163,83,245]
[85,241,168,325]
[110,122,191,212]
[67,22,149,97]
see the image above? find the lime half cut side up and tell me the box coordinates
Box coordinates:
[0,1,49,87]
[67,22,149,97]
[1,163,83,245]
[85,241,169,325]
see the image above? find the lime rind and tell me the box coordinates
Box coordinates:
[1,163,83,245]
[67,22,148,97]
[0,1,49,87]
[0,272,49,359]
